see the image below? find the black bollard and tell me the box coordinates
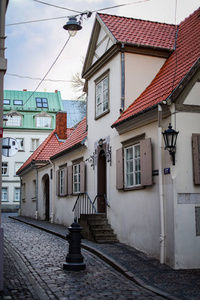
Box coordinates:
[63,218,86,271]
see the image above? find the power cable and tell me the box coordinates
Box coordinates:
[6,73,74,83]
[6,0,150,26]
[21,35,71,108]
[33,0,82,14]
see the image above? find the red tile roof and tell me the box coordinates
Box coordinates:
[51,116,87,159]
[17,117,87,174]
[112,8,200,127]
[16,129,65,174]
[98,13,176,50]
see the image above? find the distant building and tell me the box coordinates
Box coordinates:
[62,100,86,128]
[2,89,63,211]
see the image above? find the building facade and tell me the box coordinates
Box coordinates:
[2,89,63,211]
[17,9,200,269]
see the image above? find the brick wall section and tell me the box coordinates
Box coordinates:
[56,112,67,140]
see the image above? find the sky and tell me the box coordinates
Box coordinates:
[4,0,200,100]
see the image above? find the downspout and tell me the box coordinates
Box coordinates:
[158,104,165,264]
[49,158,55,224]
[120,43,125,112]
[35,169,38,220]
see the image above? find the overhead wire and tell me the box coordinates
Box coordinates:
[6,73,75,83]
[6,0,151,107]
[6,0,150,26]
[20,35,71,108]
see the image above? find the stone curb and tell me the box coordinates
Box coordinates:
[9,216,181,300]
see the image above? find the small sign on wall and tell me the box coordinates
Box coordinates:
[164,168,170,175]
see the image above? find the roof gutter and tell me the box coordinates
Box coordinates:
[50,139,87,161]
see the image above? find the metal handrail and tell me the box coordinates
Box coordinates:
[72,192,98,220]
[93,193,110,208]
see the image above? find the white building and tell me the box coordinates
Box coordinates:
[17,9,200,269]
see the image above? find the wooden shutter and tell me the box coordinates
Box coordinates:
[80,161,85,193]
[63,166,68,196]
[56,170,60,196]
[116,148,124,190]
[68,165,73,195]
[140,138,152,186]
[192,134,200,185]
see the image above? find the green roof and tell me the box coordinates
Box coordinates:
[4,90,63,112]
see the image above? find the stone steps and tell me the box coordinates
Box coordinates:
[79,213,118,244]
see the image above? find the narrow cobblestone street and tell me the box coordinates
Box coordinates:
[0,214,166,300]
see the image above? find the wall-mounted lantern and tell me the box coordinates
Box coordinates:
[162,123,179,165]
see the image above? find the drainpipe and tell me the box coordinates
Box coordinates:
[120,43,125,112]
[49,159,55,224]
[158,104,165,264]
[35,169,38,220]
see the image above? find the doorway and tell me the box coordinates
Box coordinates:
[97,149,106,213]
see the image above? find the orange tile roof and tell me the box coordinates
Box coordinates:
[112,8,200,127]
[98,13,176,50]
[51,116,87,159]
[17,117,87,174]
[17,129,64,174]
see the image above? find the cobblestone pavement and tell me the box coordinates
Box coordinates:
[7,214,200,300]
[0,214,166,300]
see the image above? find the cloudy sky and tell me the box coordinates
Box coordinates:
[4,0,200,100]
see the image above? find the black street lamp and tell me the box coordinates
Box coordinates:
[63,16,82,37]
[162,123,179,165]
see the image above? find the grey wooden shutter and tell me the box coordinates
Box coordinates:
[116,148,124,190]
[80,161,85,193]
[68,165,73,195]
[56,170,60,196]
[140,138,152,186]
[192,134,200,185]
[63,166,68,196]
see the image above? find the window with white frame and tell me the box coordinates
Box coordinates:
[124,144,141,187]
[60,168,65,195]
[31,139,39,151]
[116,138,152,190]
[14,100,23,106]
[56,165,67,196]
[36,116,51,128]
[16,138,24,151]
[14,187,20,202]
[15,162,23,175]
[2,162,8,175]
[96,75,109,117]
[1,188,8,202]
[5,115,21,127]
[73,163,81,193]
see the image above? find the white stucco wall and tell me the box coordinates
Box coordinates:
[124,53,166,109]
[2,129,50,210]
[173,110,200,269]
[20,168,36,218]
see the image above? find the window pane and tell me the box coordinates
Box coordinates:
[6,116,21,127]
[14,188,20,201]
[96,76,108,117]
[135,172,141,185]
[127,174,133,186]
[14,100,23,105]
[2,162,8,175]
[1,188,7,202]
[4,99,10,105]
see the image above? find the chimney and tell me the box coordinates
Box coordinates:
[56,112,67,140]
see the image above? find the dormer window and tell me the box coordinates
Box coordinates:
[5,111,23,127]
[36,97,48,108]
[35,112,52,128]
[4,99,10,105]
[14,100,23,105]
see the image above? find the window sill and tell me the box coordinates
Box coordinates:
[123,186,146,191]
[95,109,110,120]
